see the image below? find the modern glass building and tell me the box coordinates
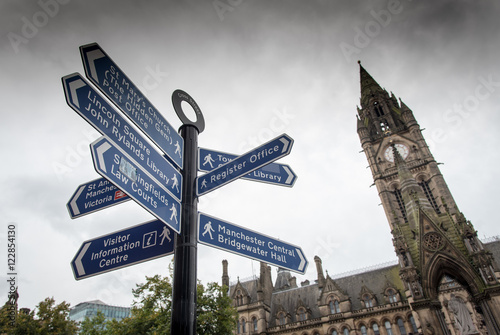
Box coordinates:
[69,300,131,323]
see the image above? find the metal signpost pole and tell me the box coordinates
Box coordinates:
[171,90,205,335]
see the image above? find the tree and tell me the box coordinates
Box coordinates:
[79,310,108,335]
[91,274,237,335]
[0,297,77,335]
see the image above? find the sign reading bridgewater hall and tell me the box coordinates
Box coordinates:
[198,212,308,274]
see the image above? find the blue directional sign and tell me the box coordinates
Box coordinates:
[67,177,130,219]
[90,137,181,233]
[62,73,182,201]
[197,134,293,196]
[80,43,184,169]
[198,212,308,274]
[71,219,175,280]
[199,148,297,187]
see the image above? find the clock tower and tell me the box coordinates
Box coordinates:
[356,62,500,334]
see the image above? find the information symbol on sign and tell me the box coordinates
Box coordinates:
[143,231,157,249]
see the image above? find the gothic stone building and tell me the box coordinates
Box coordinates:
[222,64,500,335]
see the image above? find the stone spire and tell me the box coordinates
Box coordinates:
[314,256,326,289]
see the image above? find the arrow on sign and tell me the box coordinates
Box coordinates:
[196,134,294,196]
[90,137,181,233]
[80,43,184,169]
[198,148,297,187]
[198,212,308,274]
[67,177,130,219]
[62,73,182,202]
[71,219,175,280]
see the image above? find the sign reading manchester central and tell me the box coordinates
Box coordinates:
[196,134,293,196]
[80,43,184,168]
[198,212,308,274]
[71,219,175,280]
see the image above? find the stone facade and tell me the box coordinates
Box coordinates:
[223,64,500,335]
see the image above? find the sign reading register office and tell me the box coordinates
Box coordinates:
[223,64,500,335]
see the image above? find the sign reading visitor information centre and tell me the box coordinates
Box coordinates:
[198,213,308,274]
[80,43,184,169]
[71,219,175,280]
[90,137,181,233]
[67,177,130,219]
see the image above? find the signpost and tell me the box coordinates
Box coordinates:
[71,219,175,280]
[90,137,181,233]
[196,134,293,196]
[63,43,303,335]
[67,177,130,219]
[198,212,308,274]
[62,73,182,202]
[80,43,184,168]
[199,147,297,187]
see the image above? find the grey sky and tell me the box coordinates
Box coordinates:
[1,0,499,311]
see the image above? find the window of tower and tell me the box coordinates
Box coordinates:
[418,179,441,214]
[392,188,408,223]
[374,101,384,117]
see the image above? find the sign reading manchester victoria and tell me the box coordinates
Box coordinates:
[71,219,175,280]
[90,137,181,233]
[80,43,184,168]
[62,73,182,202]
[198,213,307,274]
[197,134,293,196]
[67,177,129,219]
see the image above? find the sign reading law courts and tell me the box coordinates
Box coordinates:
[62,73,182,202]
[91,137,181,234]
[67,177,130,219]
[198,213,308,274]
[80,42,184,169]
[71,219,175,280]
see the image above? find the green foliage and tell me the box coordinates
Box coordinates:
[0,297,78,335]
[83,274,237,335]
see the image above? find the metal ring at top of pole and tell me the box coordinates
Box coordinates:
[172,89,205,133]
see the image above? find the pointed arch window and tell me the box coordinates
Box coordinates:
[409,315,418,333]
[235,289,244,306]
[278,312,286,326]
[397,318,407,335]
[361,325,368,335]
[386,288,398,303]
[329,299,340,314]
[252,316,258,331]
[362,293,374,308]
[372,323,380,335]
[385,321,393,335]
[374,101,384,117]
[418,180,441,213]
[298,307,307,321]
[393,188,408,223]
[343,327,350,335]
[332,330,338,335]
[241,318,246,333]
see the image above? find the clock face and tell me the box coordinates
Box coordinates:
[384,143,409,162]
